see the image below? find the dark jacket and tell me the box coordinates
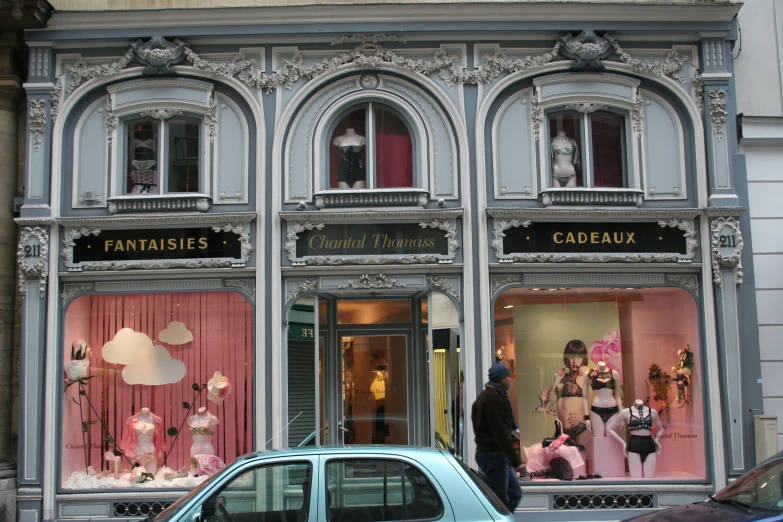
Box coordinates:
[471,384,522,467]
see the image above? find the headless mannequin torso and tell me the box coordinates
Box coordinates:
[188,406,219,458]
[606,399,665,478]
[550,130,579,188]
[332,128,367,189]
[134,407,158,474]
[582,362,622,436]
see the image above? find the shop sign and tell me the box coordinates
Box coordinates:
[64,225,252,271]
[288,221,458,265]
[288,323,315,341]
[497,220,696,263]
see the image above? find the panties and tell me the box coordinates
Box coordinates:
[590,405,619,424]
[554,173,576,187]
[563,422,588,441]
[628,435,657,463]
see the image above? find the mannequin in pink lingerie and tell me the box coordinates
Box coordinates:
[120,407,164,474]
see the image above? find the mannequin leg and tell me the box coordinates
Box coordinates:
[352,180,366,189]
[628,453,643,478]
[566,176,578,188]
[642,453,657,478]
[338,181,351,189]
[590,413,606,437]
[147,458,158,474]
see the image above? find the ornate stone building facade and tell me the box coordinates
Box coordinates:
[14,1,761,520]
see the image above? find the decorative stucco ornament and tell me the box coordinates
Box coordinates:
[131,36,188,76]
[559,31,615,70]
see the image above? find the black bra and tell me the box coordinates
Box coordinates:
[628,404,653,432]
[559,372,583,398]
[591,368,616,391]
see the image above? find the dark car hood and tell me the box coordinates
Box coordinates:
[625,502,782,522]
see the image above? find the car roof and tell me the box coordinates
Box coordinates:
[245,445,446,460]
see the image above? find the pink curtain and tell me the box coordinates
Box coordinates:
[65,292,253,476]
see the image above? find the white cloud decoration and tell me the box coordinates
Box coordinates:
[101,328,153,365]
[122,344,187,385]
[158,321,194,345]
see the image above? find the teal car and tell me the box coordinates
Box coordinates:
[150,446,513,522]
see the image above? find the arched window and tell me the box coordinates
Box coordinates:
[125,114,202,195]
[329,104,413,190]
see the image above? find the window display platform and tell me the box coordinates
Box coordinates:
[520,470,705,483]
[63,468,210,490]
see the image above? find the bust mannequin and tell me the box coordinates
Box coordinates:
[550,130,580,188]
[332,128,367,189]
[606,399,665,478]
[582,362,622,436]
[120,407,163,474]
[188,406,219,458]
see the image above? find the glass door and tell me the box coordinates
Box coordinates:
[341,334,410,445]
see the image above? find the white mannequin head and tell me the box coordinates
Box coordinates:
[633,399,644,407]
[198,406,207,415]
[141,407,150,414]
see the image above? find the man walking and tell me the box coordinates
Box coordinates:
[471,362,525,512]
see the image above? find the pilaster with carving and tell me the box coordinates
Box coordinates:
[17,227,49,299]
[710,217,743,286]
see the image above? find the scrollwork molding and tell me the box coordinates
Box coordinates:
[632,99,644,136]
[139,109,183,120]
[428,276,459,300]
[287,279,318,303]
[17,227,49,299]
[419,219,460,260]
[709,90,728,141]
[106,100,117,144]
[61,227,101,265]
[28,100,47,151]
[491,219,531,258]
[531,95,544,140]
[491,275,521,295]
[612,42,689,85]
[285,222,325,262]
[224,279,256,301]
[211,223,254,260]
[666,274,699,296]
[710,217,743,286]
[205,99,217,143]
[337,274,407,289]
[82,259,233,271]
[564,103,607,114]
[657,219,699,259]
[61,283,95,303]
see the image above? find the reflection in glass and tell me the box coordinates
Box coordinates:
[429,292,462,456]
[342,335,408,445]
[337,299,411,325]
[591,111,626,188]
[167,117,201,192]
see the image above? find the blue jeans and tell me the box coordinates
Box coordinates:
[475,450,522,512]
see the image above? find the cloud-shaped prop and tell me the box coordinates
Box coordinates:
[158,321,194,345]
[102,328,153,365]
[121,345,187,385]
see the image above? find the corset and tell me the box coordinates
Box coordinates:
[337,146,365,185]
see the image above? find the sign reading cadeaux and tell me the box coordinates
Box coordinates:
[503,222,688,256]
[295,223,448,257]
[71,228,242,263]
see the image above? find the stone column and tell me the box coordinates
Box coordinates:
[0,30,21,522]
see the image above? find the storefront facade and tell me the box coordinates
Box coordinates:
[16,2,759,521]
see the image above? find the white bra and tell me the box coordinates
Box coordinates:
[134,138,156,150]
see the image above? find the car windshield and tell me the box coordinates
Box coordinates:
[714,458,783,512]
[151,472,223,522]
[453,457,511,516]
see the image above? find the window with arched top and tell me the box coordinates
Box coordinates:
[329,103,414,190]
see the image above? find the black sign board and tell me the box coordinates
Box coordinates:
[503,222,687,255]
[296,223,448,258]
[71,228,242,263]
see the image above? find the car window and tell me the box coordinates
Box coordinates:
[716,458,783,512]
[325,458,444,521]
[453,458,511,516]
[200,461,312,522]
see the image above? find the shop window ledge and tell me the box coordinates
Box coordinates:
[540,189,644,207]
[313,189,429,209]
[107,195,211,214]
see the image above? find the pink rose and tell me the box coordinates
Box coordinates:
[590,331,623,381]
[207,371,231,404]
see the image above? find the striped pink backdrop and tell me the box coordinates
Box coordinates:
[62,291,253,481]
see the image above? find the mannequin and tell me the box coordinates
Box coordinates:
[119,407,163,474]
[550,125,580,188]
[606,400,665,478]
[332,128,367,189]
[188,407,219,458]
[544,340,592,447]
[582,362,622,437]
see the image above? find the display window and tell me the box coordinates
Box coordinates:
[493,286,705,481]
[61,291,253,489]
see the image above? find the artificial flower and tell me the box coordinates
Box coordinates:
[130,465,149,483]
[207,371,232,404]
[64,359,90,382]
[589,331,623,381]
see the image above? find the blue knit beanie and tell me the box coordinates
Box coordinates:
[488,362,511,382]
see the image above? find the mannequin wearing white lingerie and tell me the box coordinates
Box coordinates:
[550,125,580,188]
[606,399,665,478]
[188,407,225,476]
[119,407,164,474]
[582,362,622,437]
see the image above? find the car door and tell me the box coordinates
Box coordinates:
[182,455,320,522]
[316,452,456,522]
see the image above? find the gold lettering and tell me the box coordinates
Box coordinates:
[199,237,208,249]
[180,238,185,250]
[187,237,195,250]
[373,234,383,249]
[104,240,114,252]
[626,232,635,244]
[114,241,124,252]
[577,232,587,244]
[553,232,563,244]
[148,240,158,251]
[613,232,624,244]
[602,232,611,244]
[591,232,599,244]
[126,240,136,251]
[309,235,320,249]
[565,232,575,244]
[160,239,165,250]
[139,239,148,250]
[168,238,177,250]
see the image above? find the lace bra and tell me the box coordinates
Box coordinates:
[590,369,616,391]
[551,144,575,156]
[189,426,213,436]
[134,421,156,437]
[134,138,156,151]
[558,371,583,398]
[628,405,653,432]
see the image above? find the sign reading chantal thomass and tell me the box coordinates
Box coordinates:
[71,228,242,263]
[503,222,687,255]
[296,223,447,257]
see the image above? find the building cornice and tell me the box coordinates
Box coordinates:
[486,207,706,220]
[55,212,255,228]
[280,208,463,222]
[34,3,742,36]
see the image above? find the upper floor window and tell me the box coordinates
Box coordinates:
[329,104,413,190]
[125,114,202,195]
[547,109,628,189]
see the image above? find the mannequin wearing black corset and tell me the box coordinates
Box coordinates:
[333,128,366,189]
[606,399,664,478]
